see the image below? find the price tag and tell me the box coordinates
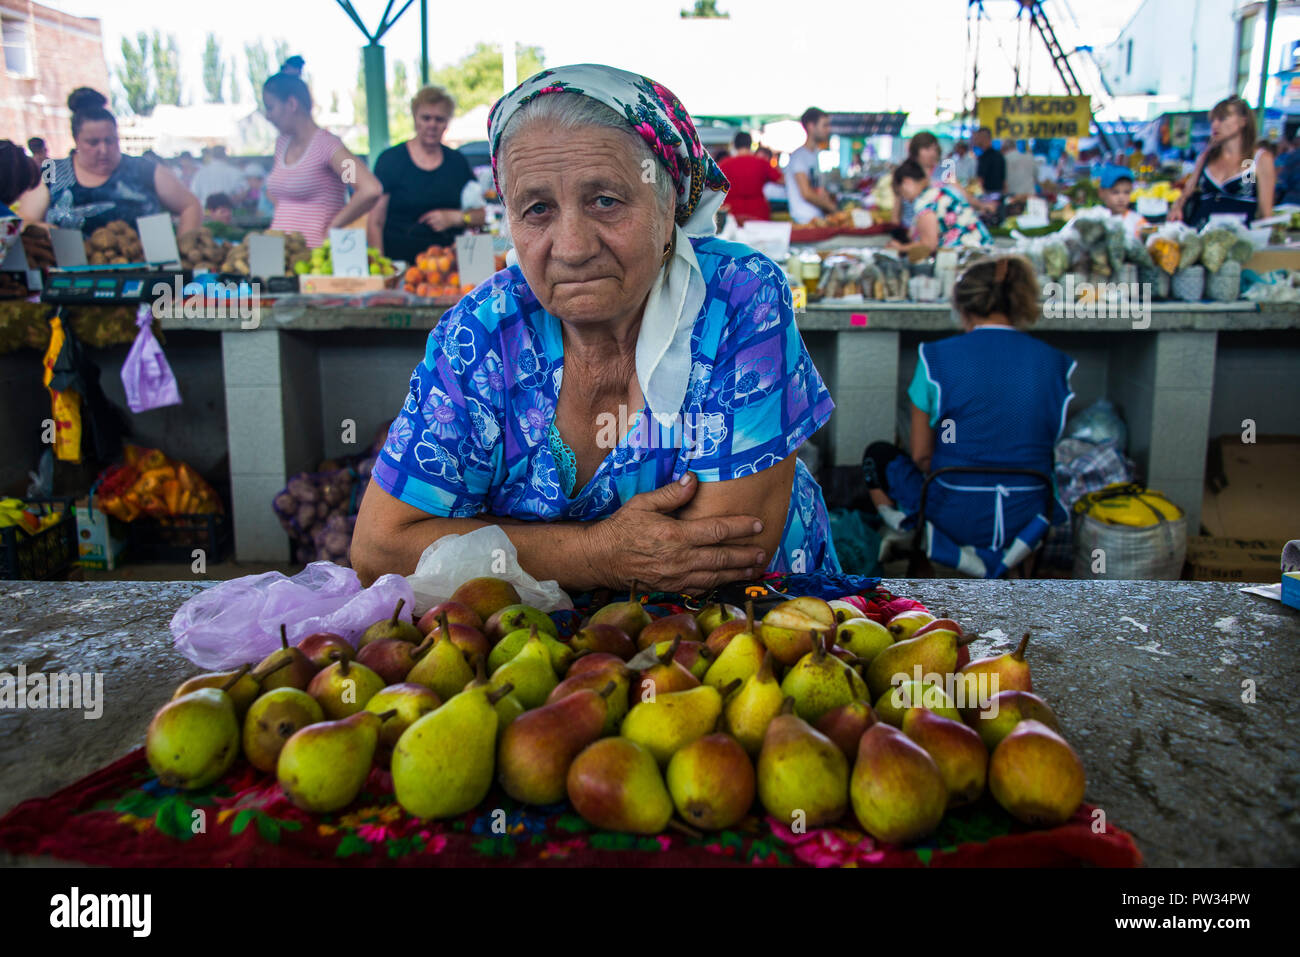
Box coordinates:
[329,228,368,277]
[791,285,807,311]
[248,234,285,279]
[455,233,496,287]
[50,227,87,268]
[850,312,868,327]
[137,212,181,265]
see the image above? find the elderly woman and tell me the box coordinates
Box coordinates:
[351,64,839,594]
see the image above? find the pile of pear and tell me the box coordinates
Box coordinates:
[144,580,1086,846]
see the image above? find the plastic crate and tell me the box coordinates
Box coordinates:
[126,512,232,563]
[0,498,79,580]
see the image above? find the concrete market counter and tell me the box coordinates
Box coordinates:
[0,578,1295,867]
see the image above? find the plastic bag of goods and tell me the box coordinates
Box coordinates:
[1071,483,1186,580]
[1124,235,1154,269]
[1042,239,1069,280]
[1103,221,1127,273]
[1065,398,1128,451]
[407,524,573,616]
[1147,233,1181,275]
[1207,260,1242,302]
[1171,264,1205,301]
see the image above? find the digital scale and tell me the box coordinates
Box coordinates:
[40,264,189,305]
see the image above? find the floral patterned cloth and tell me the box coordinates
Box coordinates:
[372,236,841,574]
[913,185,992,249]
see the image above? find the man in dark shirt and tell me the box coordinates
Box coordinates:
[973,127,1006,195]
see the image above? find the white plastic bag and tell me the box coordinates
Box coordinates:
[407,525,574,616]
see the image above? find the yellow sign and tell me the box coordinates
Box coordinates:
[977,96,1091,139]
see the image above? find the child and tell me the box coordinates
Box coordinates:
[1089,164,1148,239]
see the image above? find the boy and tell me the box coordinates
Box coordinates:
[1095,164,1147,239]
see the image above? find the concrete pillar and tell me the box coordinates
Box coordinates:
[832,329,899,466]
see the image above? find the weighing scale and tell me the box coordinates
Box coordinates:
[40,263,189,305]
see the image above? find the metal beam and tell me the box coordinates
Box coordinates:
[1256,0,1279,130]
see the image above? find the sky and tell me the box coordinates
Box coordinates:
[50,0,1145,122]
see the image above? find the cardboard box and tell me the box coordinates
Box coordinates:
[297,274,399,294]
[1184,536,1287,582]
[1244,247,1300,274]
[75,504,128,570]
[1201,435,1300,540]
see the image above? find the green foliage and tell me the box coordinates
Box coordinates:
[389,60,413,144]
[428,42,546,114]
[682,0,729,17]
[152,31,181,107]
[228,58,241,105]
[245,41,272,104]
[117,33,154,116]
[202,34,225,104]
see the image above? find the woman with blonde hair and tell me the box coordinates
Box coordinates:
[368,85,486,261]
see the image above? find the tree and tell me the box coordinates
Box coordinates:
[273,39,290,73]
[428,43,546,114]
[682,0,729,17]
[116,33,155,116]
[152,31,182,106]
[246,41,271,101]
[202,34,225,103]
[390,60,413,144]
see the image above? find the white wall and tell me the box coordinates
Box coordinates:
[1098,0,1239,110]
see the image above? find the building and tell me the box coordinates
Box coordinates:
[1,0,110,156]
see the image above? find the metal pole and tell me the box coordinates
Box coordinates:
[364,42,389,167]
[420,0,429,85]
[1256,0,1278,131]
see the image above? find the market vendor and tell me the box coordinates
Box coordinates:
[15,88,201,236]
[351,63,840,594]
[1169,95,1274,229]
[367,85,487,263]
[888,159,991,256]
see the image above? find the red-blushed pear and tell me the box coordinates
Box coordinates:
[667,732,756,831]
[760,597,837,667]
[569,623,637,660]
[566,652,630,680]
[449,576,522,624]
[416,600,483,637]
[498,682,617,804]
[357,635,435,686]
[865,627,976,699]
[901,706,988,808]
[956,645,971,670]
[850,723,947,844]
[255,624,320,692]
[548,660,632,735]
[358,599,424,648]
[364,683,442,767]
[814,681,878,759]
[756,698,849,827]
[635,635,700,701]
[695,602,744,637]
[988,720,1086,826]
[967,690,1061,751]
[912,617,964,639]
[483,603,558,645]
[427,610,490,667]
[885,609,935,641]
[957,633,1033,715]
[298,632,354,668]
[586,582,653,644]
[705,613,754,658]
[653,639,713,680]
[566,737,673,833]
[636,612,702,652]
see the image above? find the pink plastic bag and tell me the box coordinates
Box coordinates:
[170,561,414,669]
[121,304,181,413]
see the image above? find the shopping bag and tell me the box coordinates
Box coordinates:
[121,304,181,413]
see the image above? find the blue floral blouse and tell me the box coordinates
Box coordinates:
[372,235,841,575]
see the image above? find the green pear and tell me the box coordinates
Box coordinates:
[147,685,241,789]
[406,630,475,700]
[242,687,324,773]
[834,617,893,663]
[254,624,320,691]
[756,698,848,827]
[358,598,423,648]
[498,682,616,804]
[483,603,559,644]
[651,639,712,681]
[566,738,672,834]
[365,683,442,767]
[487,625,573,675]
[695,603,744,637]
[306,653,386,719]
[850,723,947,844]
[173,663,261,721]
[620,682,735,766]
[724,650,786,756]
[760,597,836,667]
[391,680,515,819]
[956,632,1034,713]
[988,720,1086,826]
[702,627,766,691]
[277,710,391,813]
[885,609,935,640]
[866,627,973,699]
[902,706,988,808]
[827,599,866,624]
[874,680,960,727]
[586,582,652,643]
[489,631,558,709]
[666,732,755,831]
[780,634,868,723]
[970,690,1062,753]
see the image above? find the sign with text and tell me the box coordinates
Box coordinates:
[248,234,285,279]
[827,112,908,137]
[329,228,369,277]
[50,227,88,268]
[137,212,180,264]
[455,233,496,287]
[977,96,1090,139]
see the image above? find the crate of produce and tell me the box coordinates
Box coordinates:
[126,512,232,564]
[0,497,78,581]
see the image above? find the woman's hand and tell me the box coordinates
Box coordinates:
[419,208,463,232]
[585,472,769,594]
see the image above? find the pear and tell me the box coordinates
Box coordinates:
[834,617,893,663]
[406,630,475,701]
[705,616,753,658]
[147,681,241,789]
[306,653,386,719]
[567,652,631,680]
[912,617,964,639]
[666,732,755,830]
[416,600,484,636]
[874,680,961,727]
[885,609,935,640]
[255,624,320,691]
[756,698,848,827]
[988,720,1086,826]
[489,630,558,708]
[277,710,391,813]
[968,690,1061,751]
[780,634,868,723]
[566,738,672,834]
[814,693,877,760]
[450,576,522,624]
[548,661,632,735]
[586,582,652,644]
[425,611,489,666]
[357,635,434,686]
[635,636,700,702]
[866,627,974,699]
[620,682,735,766]
[298,632,354,668]
[724,650,787,756]
[636,612,702,652]
[242,687,325,773]
[498,681,616,804]
[365,683,442,767]
[358,599,423,648]
[850,724,947,844]
[391,680,515,819]
[461,657,526,738]
[702,619,766,691]
[827,599,867,624]
[653,639,712,681]
[569,623,637,660]
[760,596,837,667]
[488,625,573,675]
[695,602,743,637]
[902,707,988,808]
[956,632,1034,714]
[173,664,261,721]
[483,603,558,645]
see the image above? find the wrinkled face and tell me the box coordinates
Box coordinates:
[504,124,675,327]
[896,175,926,201]
[1100,180,1132,216]
[74,120,119,175]
[414,103,451,147]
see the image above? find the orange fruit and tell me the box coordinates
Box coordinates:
[405,266,421,283]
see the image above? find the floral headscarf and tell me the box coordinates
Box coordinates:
[487,64,731,419]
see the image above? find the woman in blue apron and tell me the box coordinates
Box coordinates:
[862,254,1075,577]
[1170,95,1275,229]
